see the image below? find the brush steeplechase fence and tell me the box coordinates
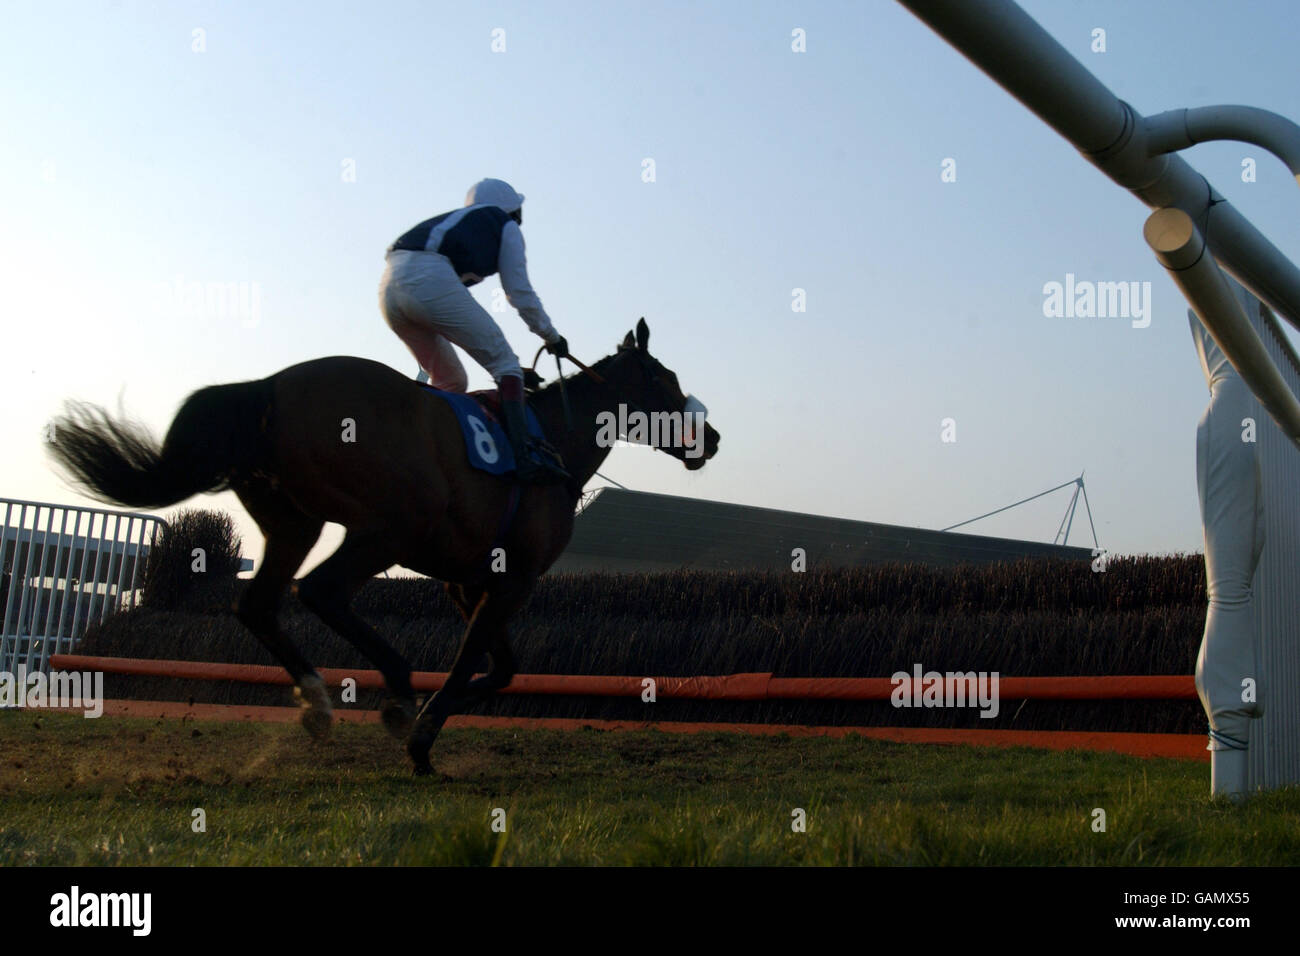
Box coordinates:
[45,653,1206,761]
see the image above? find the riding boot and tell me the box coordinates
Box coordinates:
[498,374,569,484]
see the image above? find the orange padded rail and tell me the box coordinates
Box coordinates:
[50,655,1198,701]
[39,698,1208,761]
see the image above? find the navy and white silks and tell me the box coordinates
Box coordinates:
[379,204,559,389]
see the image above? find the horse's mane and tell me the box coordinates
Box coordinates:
[531,349,622,397]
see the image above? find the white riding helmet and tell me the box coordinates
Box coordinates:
[465,178,524,213]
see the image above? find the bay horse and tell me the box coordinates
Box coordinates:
[47,318,719,774]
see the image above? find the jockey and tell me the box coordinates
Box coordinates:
[379,178,570,483]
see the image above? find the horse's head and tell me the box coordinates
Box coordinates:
[596,318,720,470]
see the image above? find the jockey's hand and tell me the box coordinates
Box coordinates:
[522,368,544,391]
[545,335,569,359]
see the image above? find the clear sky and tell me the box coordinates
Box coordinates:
[3,0,1300,571]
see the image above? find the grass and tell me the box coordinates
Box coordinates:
[2,710,1298,866]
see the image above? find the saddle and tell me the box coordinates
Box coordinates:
[466,388,506,426]
[417,381,565,475]
[468,388,567,470]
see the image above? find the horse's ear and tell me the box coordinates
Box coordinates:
[620,330,635,350]
[636,317,649,350]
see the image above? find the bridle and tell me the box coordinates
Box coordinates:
[526,343,702,449]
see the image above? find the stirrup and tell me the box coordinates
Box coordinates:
[518,457,570,484]
[532,438,566,469]
[514,441,570,483]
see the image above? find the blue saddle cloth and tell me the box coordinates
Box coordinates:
[420,385,547,476]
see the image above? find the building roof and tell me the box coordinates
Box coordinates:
[552,488,1094,572]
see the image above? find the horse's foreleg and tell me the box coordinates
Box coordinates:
[407,620,493,774]
[445,581,484,622]
[454,636,517,712]
[408,581,530,775]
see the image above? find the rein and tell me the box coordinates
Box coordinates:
[528,345,608,431]
[530,345,607,384]
[527,348,608,385]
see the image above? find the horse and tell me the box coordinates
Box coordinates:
[47,318,720,774]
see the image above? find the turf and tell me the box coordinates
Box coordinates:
[1,710,1297,866]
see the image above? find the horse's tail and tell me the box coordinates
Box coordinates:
[46,378,275,510]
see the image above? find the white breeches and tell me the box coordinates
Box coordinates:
[378,249,523,390]
[1194,373,1265,751]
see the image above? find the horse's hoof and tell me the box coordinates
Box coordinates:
[300,706,333,740]
[409,746,433,776]
[381,697,417,739]
[294,675,333,740]
[407,729,434,774]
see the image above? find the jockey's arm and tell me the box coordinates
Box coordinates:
[498,219,561,344]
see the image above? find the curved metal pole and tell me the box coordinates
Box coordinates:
[1145,207,1300,447]
[1145,106,1300,183]
[897,0,1300,335]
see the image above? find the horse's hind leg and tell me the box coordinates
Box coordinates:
[296,532,417,738]
[234,486,330,738]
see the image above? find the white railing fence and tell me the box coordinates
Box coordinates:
[1,498,166,674]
